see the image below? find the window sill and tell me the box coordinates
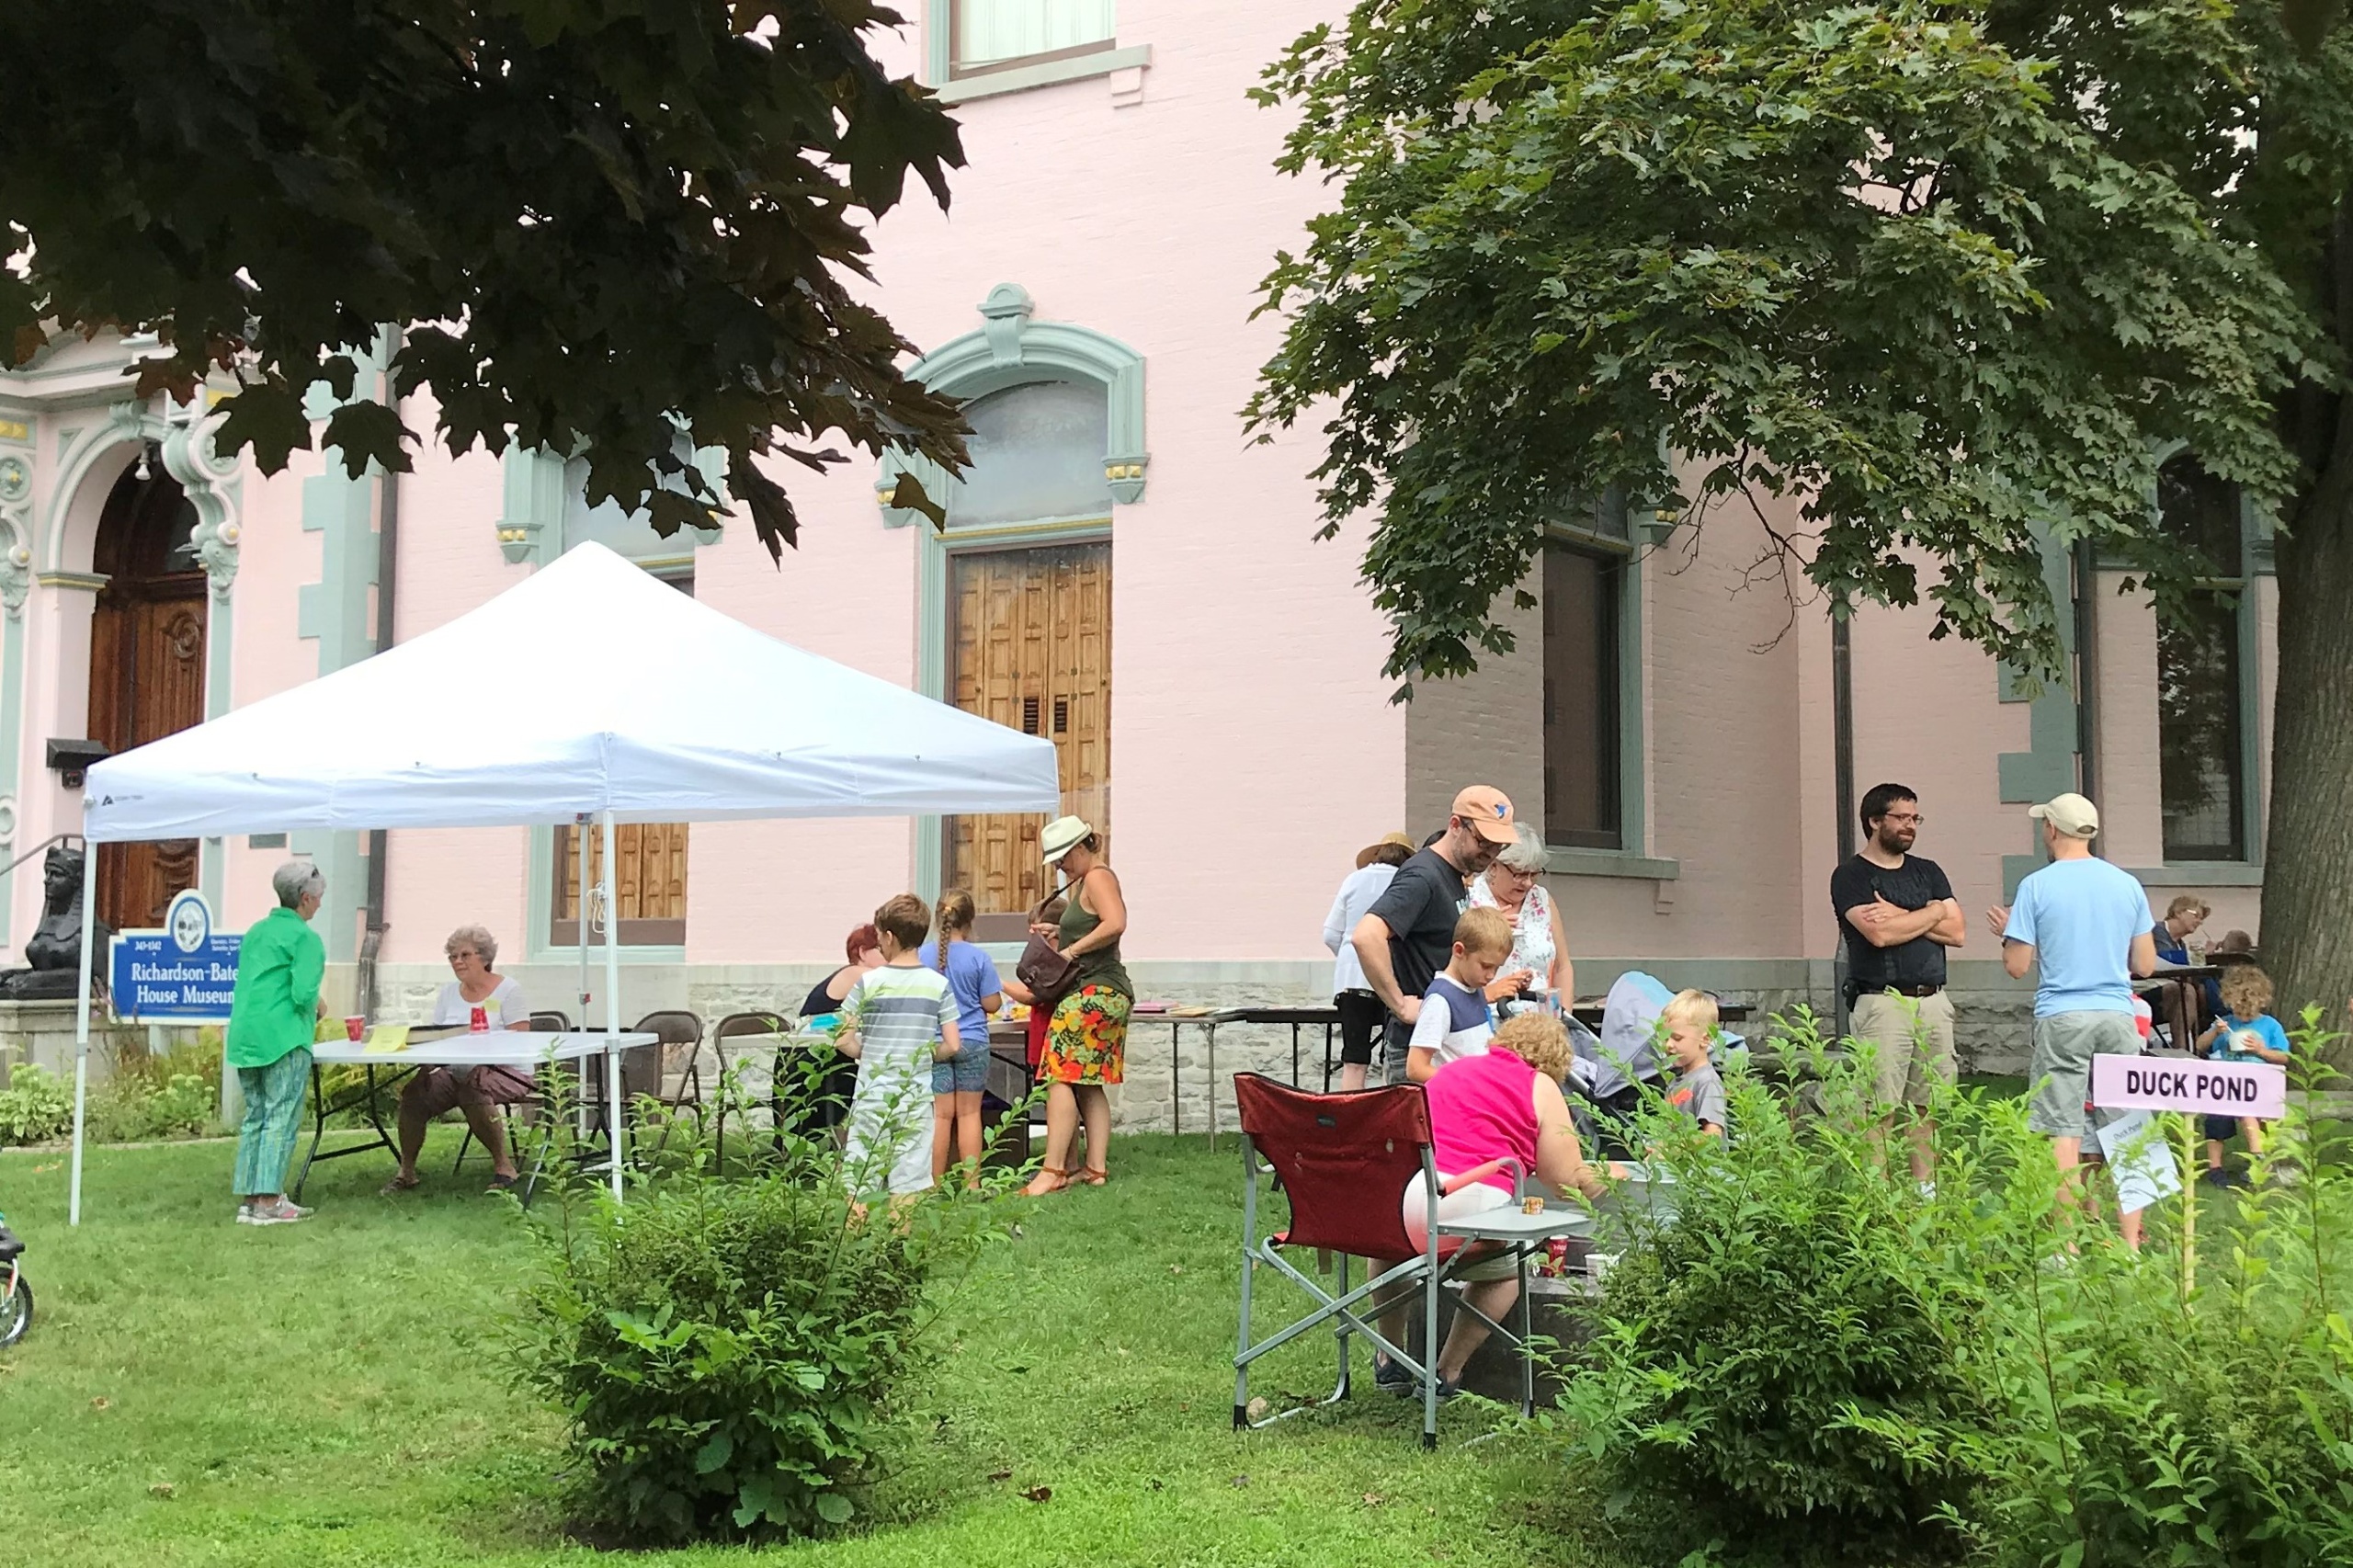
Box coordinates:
[933,43,1150,105]
[2120,862,2265,888]
[1544,846,1681,881]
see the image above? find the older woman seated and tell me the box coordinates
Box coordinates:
[1374,1011,1620,1397]
[382,925,533,1194]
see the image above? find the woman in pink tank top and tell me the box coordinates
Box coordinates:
[1374,1013,1618,1397]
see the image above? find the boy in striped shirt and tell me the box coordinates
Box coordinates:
[837,894,961,1199]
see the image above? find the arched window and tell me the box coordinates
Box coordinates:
[879,285,1142,926]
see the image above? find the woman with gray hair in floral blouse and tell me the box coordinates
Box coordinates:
[383,925,532,1195]
[1469,825,1573,1017]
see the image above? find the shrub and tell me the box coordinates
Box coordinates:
[0,1061,74,1145]
[1551,1006,2353,1567]
[1554,1012,2018,1562]
[514,1056,1026,1544]
[1972,1017,2353,1568]
[88,1037,222,1142]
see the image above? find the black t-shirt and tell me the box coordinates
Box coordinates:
[1831,853,1954,991]
[1366,847,1470,1014]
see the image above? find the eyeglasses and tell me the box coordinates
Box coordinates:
[1880,812,1926,828]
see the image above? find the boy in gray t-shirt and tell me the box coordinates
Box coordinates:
[1661,990,1728,1136]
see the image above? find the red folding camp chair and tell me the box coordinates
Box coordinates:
[1233,1073,1526,1449]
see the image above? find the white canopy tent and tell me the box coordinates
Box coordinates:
[69,540,1062,1221]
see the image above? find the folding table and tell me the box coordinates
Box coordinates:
[295,1029,656,1202]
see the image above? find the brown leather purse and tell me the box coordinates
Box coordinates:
[1014,882,1081,1008]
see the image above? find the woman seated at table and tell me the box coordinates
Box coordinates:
[382,925,532,1195]
[1373,1012,1619,1397]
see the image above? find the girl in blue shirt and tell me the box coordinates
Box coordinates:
[924,890,1005,1188]
[2194,965,2291,1187]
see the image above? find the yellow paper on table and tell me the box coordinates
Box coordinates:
[364,1025,410,1053]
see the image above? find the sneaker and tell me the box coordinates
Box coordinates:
[2200,1168,2231,1188]
[243,1198,312,1226]
[1916,1180,1937,1199]
[1433,1373,1463,1402]
[1372,1356,1413,1396]
[234,1201,255,1225]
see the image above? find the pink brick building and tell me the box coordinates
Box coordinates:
[0,3,2272,1114]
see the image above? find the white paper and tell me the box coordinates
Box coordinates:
[2097,1108,2184,1214]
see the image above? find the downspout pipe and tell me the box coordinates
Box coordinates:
[357,331,403,1021]
[1832,598,1858,1043]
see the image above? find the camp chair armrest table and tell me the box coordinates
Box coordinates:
[1230,1073,1591,1449]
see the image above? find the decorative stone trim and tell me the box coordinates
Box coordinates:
[160,406,244,600]
[0,456,29,619]
[35,571,108,592]
[878,282,1147,527]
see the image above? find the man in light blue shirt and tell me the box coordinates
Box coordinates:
[1984,792,2160,1246]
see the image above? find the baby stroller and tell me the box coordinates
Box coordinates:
[0,1210,28,1346]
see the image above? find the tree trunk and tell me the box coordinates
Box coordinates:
[2261,479,2353,1048]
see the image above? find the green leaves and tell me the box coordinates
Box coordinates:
[1247,0,2340,688]
[0,0,974,564]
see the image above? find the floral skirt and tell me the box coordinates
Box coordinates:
[1038,985,1131,1085]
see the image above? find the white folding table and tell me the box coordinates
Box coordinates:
[295,1029,658,1202]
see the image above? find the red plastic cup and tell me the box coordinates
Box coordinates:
[470,1005,489,1033]
[344,1015,365,1042]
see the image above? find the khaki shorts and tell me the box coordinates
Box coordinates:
[2028,1010,2141,1138]
[1850,989,1957,1108]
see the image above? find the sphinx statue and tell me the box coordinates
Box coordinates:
[0,845,110,1000]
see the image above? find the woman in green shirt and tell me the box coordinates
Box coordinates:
[225,862,327,1225]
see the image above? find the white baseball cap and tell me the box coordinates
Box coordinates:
[2029,792,2100,838]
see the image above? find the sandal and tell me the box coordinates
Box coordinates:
[485,1173,521,1194]
[1074,1165,1108,1187]
[380,1173,422,1196]
[1021,1166,1074,1198]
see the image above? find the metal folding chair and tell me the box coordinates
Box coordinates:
[631,1009,707,1155]
[1233,1072,1591,1445]
[451,1011,571,1176]
[709,1011,789,1163]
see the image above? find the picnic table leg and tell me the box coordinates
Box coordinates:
[1518,1244,1535,1418]
[1290,1022,1301,1087]
[1170,1021,1181,1137]
[1323,1022,1336,1090]
[1207,1023,1219,1149]
[291,1060,329,1203]
[358,1064,396,1163]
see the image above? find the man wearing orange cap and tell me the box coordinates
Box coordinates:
[1351,786,1521,1085]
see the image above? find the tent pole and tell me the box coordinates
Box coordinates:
[575,813,590,1146]
[68,841,98,1226]
[603,809,624,1202]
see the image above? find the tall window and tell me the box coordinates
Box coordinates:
[950,0,1115,78]
[1543,536,1624,849]
[938,379,1113,934]
[2154,457,2248,860]
[547,461,705,943]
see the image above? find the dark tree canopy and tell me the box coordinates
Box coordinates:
[1,0,967,549]
[1249,0,2353,1015]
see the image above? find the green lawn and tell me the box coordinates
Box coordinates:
[0,1131,1589,1567]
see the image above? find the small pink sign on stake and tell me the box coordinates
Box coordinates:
[2091,1054,2287,1119]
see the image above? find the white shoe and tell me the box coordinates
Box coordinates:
[1916,1181,1937,1199]
[243,1198,312,1225]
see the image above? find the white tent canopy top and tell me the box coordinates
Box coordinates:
[69,540,1062,1223]
[83,540,1062,841]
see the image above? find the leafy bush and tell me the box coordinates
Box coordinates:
[514,1056,1026,1544]
[89,1037,222,1142]
[0,1061,73,1145]
[1555,1012,2015,1562]
[1552,1007,2353,1567]
[1972,1018,2353,1568]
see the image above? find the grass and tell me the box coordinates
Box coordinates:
[0,1131,1589,1567]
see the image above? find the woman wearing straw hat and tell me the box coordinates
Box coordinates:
[1323,832,1414,1091]
[1023,815,1131,1195]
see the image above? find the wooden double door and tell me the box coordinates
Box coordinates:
[89,465,208,931]
[946,543,1110,924]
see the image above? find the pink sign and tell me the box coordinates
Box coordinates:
[2091,1054,2287,1119]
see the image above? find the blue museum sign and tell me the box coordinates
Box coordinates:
[109,891,241,1022]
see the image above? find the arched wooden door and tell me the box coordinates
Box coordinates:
[88,459,208,930]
